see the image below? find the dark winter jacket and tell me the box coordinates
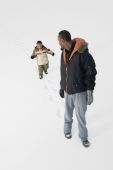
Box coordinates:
[60,38,97,94]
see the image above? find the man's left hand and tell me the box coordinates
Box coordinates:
[87,90,93,105]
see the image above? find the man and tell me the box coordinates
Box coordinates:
[58,30,97,147]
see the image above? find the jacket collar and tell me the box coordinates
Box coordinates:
[63,38,88,64]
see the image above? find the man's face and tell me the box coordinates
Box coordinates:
[37,43,43,49]
[58,36,66,49]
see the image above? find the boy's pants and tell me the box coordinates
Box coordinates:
[64,91,88,141]
[38,64,49,76]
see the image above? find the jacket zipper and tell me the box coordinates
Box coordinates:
[66,65,68,92]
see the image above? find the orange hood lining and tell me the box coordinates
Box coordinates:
[63,38,88,64]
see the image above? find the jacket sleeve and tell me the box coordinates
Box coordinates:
[31,48,37,58]
[80,50,97,90]
[60,53,64,90]
[47,50,54,55]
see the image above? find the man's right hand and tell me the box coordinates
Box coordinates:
[59,89,64,98]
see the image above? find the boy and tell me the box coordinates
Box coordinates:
[31,41,54,79]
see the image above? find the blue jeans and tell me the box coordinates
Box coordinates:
[64,91,88,141]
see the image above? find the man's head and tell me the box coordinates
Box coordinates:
[58,30,72,49]
[36,41,43,49]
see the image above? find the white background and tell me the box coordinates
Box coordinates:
[0,0,113,169]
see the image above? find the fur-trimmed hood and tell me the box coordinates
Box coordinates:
[63,38,88,64]
[72,38,88,53]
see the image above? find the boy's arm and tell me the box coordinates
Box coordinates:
[46,49,55,56]
[35,51,44,55]
[31,49,37,59]
[31,47,46,59]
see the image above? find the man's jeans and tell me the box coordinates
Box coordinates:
[64,91,88,141]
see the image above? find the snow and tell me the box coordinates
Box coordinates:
[0,0,113,169]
